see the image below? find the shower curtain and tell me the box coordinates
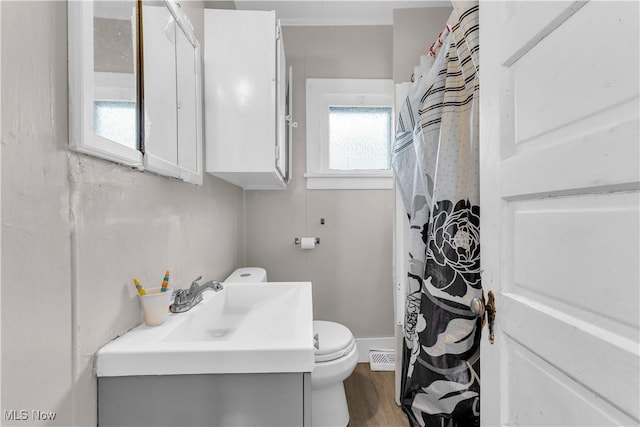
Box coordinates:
[392,2,481,426]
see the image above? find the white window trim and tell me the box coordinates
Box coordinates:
[305,78,394,190]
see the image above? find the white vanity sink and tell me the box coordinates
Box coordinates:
[96,282,314,377]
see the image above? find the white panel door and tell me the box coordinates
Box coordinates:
[480,2,639,426]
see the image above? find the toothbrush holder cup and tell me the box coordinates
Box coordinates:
[138,287,173,326]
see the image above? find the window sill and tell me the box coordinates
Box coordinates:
[304,172,394,190]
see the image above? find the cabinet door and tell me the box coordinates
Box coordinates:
[285,65,293,183]
[142,3,179,178]
[68,0,143,167]
[176,30,203,185]
[275,24,287,182]
[205,10,277,175]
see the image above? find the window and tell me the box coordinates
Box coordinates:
[328,106,392,171]
[305,78,394,190]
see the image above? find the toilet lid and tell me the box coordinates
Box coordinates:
[313,320,356,363]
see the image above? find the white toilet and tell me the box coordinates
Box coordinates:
[224,267,358,427]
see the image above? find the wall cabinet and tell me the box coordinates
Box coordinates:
[68,1,203,185]
[204,10,293,190]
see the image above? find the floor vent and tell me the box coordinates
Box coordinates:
[369,349,395,371]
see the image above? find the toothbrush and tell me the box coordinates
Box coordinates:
[133,277,146,296]
[161,270,170,292]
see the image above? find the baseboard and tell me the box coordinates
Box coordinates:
[355,337,395,363]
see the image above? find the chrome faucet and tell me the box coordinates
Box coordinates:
[169,276,223,313]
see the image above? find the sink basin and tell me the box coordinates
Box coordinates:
[96,282,314,377]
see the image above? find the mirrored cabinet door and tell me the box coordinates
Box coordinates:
[69,0,143,166]
[93,1,138,151]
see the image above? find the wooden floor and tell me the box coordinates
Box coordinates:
[344,363,409,427]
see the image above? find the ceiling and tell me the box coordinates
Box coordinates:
[207,1,451,26]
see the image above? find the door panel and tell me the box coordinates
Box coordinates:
[510,1,636,145]
[511,193,639,331]
[502,291,638,419]
[500,115,639,198]
[480,1,640,425]
[505,338,635,426]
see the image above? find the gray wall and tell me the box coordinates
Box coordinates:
[245,26,396,339]
[1,2,243,426]
[393,7,452,82]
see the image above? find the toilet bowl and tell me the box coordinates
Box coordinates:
[224,267,358,427]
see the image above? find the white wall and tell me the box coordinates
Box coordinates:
[1,2,243,426]
[245,26,396,339]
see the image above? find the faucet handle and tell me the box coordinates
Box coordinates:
[188,276,203,294]
[173,289,187,304]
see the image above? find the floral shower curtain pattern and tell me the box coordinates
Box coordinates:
[392,2,481,426]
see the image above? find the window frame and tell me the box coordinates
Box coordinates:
[305,78,394,190]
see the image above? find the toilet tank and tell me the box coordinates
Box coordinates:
[224,267,268,283]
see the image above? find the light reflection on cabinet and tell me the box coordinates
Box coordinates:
[204,9,293,190]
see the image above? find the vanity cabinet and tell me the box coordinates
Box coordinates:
[99,373,311,426]
[204,10,293,190]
